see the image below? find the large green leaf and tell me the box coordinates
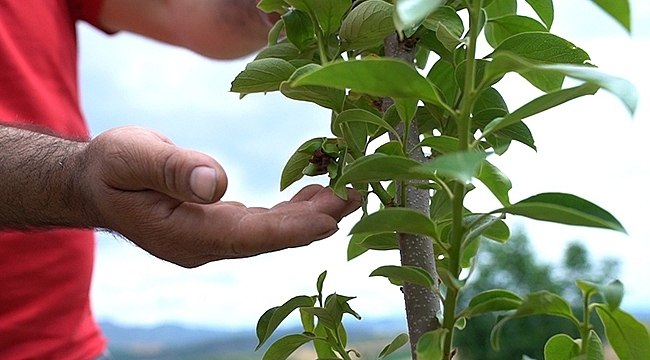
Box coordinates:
[293,58,442,104]
[331,154,424,198]
[312,0,350,35]
[496,192,626,233]
[280,64,345,112]
[412,150,489,183]
[487,53,638,114]
[256,295,316,349]
[350,207,437,239]
[544,334,581,360]
[485,15,548,48]
[339,0,395,50]
[262,333,316,360]
[589,0,631,32]
[393,0,444,32]
[595,306,650,360]
[459,289,523,318]
[370,265,436,289]
[524,0,554,29]
[231,58,296,95]
[490,32,590,92]
[359,232,399,251]
[347,233,369,261]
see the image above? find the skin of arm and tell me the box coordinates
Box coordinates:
[98,0,279,59]
[0,124,361,267]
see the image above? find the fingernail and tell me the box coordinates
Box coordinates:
[190,166,217,202]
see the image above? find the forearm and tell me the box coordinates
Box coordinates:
[0,124,92,230]
[100,0,275,59]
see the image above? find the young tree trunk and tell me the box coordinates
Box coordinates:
[382,33,442,358]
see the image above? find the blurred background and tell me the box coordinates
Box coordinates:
[79,1,649,358]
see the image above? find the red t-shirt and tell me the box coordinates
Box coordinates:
[0,1,107,358]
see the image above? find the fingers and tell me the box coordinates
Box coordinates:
[94,126,228,204]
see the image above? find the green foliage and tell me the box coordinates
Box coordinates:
[232,0,645,359]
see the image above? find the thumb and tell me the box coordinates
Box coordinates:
[155,147,229,204]
[94,127,228,204]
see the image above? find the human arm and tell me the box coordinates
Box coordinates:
[0,124,361,267]
[98,0,278,59]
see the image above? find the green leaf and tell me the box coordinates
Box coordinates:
[483,0,516,19]
[331,154,424,198]
[412,150,489,183]
[576,280,625,311]
[416,329,448,360]
[293,58,442,104]
[482,82,600,138]
[595,306,650,360]
[589,0,631,32]
[300,308,315,333]
[256,295,316,350]
[416,136,459,154]
[350,207,437,239]
[586,330,606,360]
[423,6,464,38]
[280,138,324,190]
[544,334,581,360]
[460,289,523,318]
[485,15,548,48]
[370,265,436,289]
[491,291,579,350]
[339,0,395,50]
[491,32,590,92]
[256,42,301,61]
[476,160,511,206]
[333,109,400,140]
[231,58,296,95]
[262,333,316,360]
[313,0,351,35]
[379,333,409,359]
[375,141,405,156]
[524,0,554,29]
[393,0,444,32]
[257,0,290,13]
[427,59,457,105]
[347,233,369,261]
[313,321,338,358]
[359,232,399,250]
[463,214,510,246]
[281,64,345,112]
[317,271,327,299]
[394,97,418,124]
[282,9,315,51]
[497,192,626,233]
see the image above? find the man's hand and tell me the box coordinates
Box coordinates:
[82,126,361,267]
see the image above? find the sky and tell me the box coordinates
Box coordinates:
[79,1,650,330]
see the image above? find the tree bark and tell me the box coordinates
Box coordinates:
[382,33,442,358]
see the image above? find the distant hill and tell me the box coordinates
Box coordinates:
[100,317,409,360]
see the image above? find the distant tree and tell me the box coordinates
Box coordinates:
[454,229,619,360]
